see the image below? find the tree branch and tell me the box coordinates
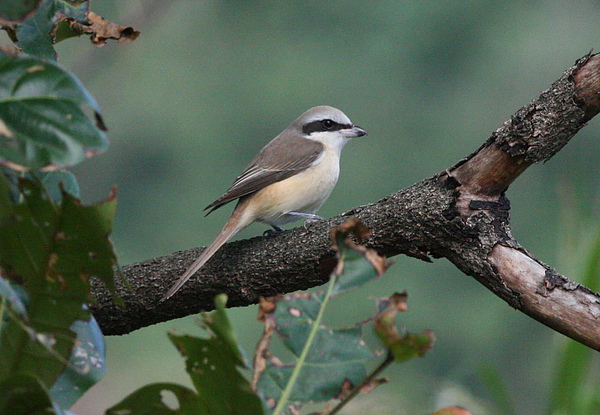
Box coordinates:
[91,52,600,350]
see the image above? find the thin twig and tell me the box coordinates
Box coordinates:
[326,351,395,415]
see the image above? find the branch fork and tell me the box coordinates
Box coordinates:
[91,52,600,350]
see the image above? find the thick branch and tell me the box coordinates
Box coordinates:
[91,52,600,350]
[488,245,600,348]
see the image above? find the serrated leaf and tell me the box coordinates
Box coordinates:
[0,177,118,388]
[253,220,389,413]
[0,373,66,415]
[13,0,88,60]
[168,295,264,415]
[202,292,245,367]
[111,295,263,414]
[257,292,374,411]
[273,294,372,364]
[56,189,118,292]
[0,51,108,170]
[169,334,264,415]
[0,178,58,279]
[0,0,42,25]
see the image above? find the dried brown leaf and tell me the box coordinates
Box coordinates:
[252,297,278,390]
[66,12,139,47]
[85,12,139,45]
[257,296,279,321]
[374,293,435,362]
[431,406,473,415]
[331,217,390,277]
[336,378,355,400]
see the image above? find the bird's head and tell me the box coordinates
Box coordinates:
[294,106,367,152]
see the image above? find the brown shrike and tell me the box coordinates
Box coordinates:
[162,106,366,300]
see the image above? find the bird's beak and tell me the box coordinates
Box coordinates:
[342,125,367,138]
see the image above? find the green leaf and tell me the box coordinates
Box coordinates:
[168,295,265,415]
[201,292,245,367]
[3,169,80,211]
[0,277,27,318]
[258,346,371,403]
[0,177,118,388]
[36,170,81,201]
[0,51,108,170]
[256,292,374,412]
[0,0,42,24]
[106,383,205,415]
[374,293,435,363]
[13,0,89,61]
[111,295,264,414]
[0,171,13,221]
[169,333,264,415]
[332,248,381,295]
[253,220,393,414]
[272,294,373,365]
[49,317,106,409]
[0,177,58,279]
[56,188,118,292]
[0,373,66,415]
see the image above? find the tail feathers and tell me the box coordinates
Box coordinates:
[161,202,251,301]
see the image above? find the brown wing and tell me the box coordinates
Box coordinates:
[204,132,324,214]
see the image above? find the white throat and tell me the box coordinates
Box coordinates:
[307,132,349,156]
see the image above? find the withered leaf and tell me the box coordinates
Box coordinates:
[66,12,139,46]
[331,217,390,277]
[431,407,473,415]
[374,292,435,362]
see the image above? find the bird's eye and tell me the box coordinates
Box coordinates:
[322,119,334,130]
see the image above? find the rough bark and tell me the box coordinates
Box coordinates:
[91,52,600,350]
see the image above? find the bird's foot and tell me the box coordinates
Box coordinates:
[263,225,284,236]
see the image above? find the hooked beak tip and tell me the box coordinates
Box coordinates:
[353,125,367,137]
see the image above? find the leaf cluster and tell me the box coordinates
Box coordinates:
[1,0,138,61]
[0,30,441,413]
[106,219,438,415]
[0,7,125,411]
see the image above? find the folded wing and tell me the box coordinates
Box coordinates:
[204,133,324,214]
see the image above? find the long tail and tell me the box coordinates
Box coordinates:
[161,199,253,301]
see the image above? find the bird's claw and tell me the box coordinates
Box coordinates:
[263,225,284,236]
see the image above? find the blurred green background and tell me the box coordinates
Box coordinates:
[32,0,600,413]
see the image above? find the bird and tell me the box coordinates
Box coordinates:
[162,105,366,300]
